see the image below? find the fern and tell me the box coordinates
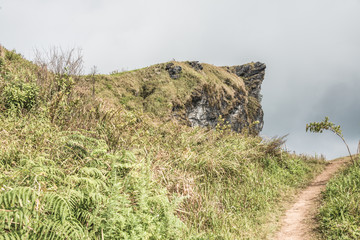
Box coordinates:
[0,232,21,240]
[31,165,65,185]
[43,193,71,222]
[32,218,85,240]
[78,167,105,180]
[0,187,37,211]
[0,189,37,237]
[0,122,184,239]
[66,175,107,192]
[63,134,105,161]
[67,190,104,231]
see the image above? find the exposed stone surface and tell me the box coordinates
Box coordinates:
[228,62,266,102]
[187,61,203,71]
[187,95,218,128]
[186,62,266,134]
[227,62,266,133]
[186,87,249,133]
[165,63,182,79]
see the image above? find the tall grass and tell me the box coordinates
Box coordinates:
[318,157,360,239]
[0,111,184,239]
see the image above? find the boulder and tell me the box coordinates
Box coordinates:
[187,61,203,71]
[165,63,182,79]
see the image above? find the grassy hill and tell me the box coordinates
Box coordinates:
[0,46,326,239]
[90,61,245,116]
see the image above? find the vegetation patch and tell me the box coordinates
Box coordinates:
[0,113,184,239]
[0,46,327,239]
[318,158,360,239]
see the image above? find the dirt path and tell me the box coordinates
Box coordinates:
[273,156,350,240]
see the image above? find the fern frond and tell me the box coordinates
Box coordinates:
[78,167,105,180]
[0,210,32,234]
[65,140,88,160]
[32,166,65,183]
[58,219,85,240]
[33,218,85,240]
[0,187,37,210]
[67,190,104,228]
[43,193,71,222]
[64,133,104,161]
[67,190,83,210]
[0,232,21,240]
[66,176,107,191]
[68,190,105,209]
[72,208,93,226]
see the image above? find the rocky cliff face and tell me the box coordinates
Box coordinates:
[228,62,266,102]
[186,85,248,133]
[227,62,266,133]
[185,62,266,134]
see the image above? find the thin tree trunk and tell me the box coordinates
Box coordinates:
[336,132,354,164]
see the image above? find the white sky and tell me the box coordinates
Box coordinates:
[1,0,360,159]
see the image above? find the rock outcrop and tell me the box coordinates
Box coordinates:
[185,62,266,134]
[186,89,248,132]
[86,58,266,135]
[227,62,266,133]
[165,63,182,79]
[187,61,203,71]
[227,62,266,102]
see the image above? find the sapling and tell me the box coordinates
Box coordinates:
[306,116,354,163]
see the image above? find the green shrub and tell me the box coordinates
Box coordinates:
[2,80,39,110]
[5,50,22,61]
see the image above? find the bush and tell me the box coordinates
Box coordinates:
[4,50,22,61]
[2,80,39,110]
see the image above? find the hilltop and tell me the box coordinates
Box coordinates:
[0,46,326,239]
[77,60,265,134]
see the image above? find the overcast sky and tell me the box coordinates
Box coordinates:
[1,0,359,159]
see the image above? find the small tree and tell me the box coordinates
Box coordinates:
[33,46,83,77]
[306,116,354,163]
[33,46,84,100]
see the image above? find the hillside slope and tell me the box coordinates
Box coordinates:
[79,60,264,134]
[0,46,326,239]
